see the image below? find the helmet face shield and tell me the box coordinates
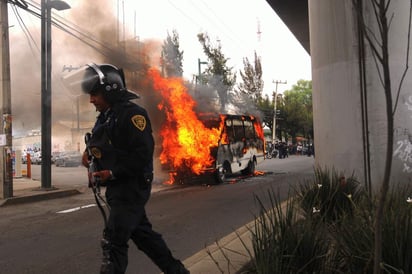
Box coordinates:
[61,63,140,100]
[61,64,100,96]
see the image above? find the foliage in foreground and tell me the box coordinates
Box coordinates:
[242,167,412,274]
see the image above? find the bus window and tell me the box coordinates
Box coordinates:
[225,118,234,142]
[244,120,254,139]
[232,118,245,141]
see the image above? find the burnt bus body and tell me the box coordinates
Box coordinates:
[192,113,265,184]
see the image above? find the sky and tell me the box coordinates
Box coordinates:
[119,0,312,96]
[6,0,311,136]
[8,0,311,97]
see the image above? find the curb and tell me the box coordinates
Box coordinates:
[0,188,82,207]
[184,221,254,273]
[183,199,291,273]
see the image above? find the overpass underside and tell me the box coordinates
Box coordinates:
[266,0,310,54]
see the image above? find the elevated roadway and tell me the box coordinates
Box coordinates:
[266,0,310,54]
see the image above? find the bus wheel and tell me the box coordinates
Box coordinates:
[215,164,229,184]
[242,159,256,175]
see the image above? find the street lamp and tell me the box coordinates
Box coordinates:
[41,0,70,189]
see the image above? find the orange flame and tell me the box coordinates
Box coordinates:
[148,68,223,183]
[254,170,265,176]
[252,116,264,140]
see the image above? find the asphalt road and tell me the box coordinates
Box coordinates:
[0,155,314,274]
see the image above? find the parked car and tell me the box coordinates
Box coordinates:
[32,151,42,165]
[54,151,82,167]
[22,151,35,164]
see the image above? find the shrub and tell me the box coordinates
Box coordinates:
[243,168,412,273]
[296,167,366,223]
[250,189,329,273]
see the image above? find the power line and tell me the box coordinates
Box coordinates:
[197,0,249,46]
[11,4,40,57]
[12,0,130,61]
[166,0,203,30]
[9,0,142,98]
[24,0,112,56]
[12,0,258,77]
[165,0,253,57]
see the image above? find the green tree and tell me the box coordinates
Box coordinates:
[161,30,184,78]
[237,51,264,102]
[282,80,313,143]
[257,94,274,130]
[197,32,236,112]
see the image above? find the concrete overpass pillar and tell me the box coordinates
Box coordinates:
[309,0,412,189]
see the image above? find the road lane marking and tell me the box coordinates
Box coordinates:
[56,204,96,214]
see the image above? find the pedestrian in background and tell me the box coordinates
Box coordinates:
[79,63,189,274]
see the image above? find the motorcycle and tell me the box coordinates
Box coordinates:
[265,148,278,159]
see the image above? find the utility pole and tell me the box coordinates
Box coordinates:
[194,58,207,97]
[0,0,13,199]
[41,0,54,189]
[272,80,287,142]
[41,0,70,189]
[197,58,207,84]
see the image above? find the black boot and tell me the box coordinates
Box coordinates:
[164,260,190,274]
[100,235,114,274]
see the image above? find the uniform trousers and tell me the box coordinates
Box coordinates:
[105,185,177,273]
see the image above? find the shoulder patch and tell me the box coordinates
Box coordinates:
[91,147,102,159]
[131,114,146,131]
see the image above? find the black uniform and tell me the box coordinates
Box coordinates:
[89,100,185,274]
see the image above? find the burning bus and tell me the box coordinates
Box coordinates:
[206,113,265,184]
[161,113,266,184]
[148,68,265,184]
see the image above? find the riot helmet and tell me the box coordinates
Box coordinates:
[62,63,139,102]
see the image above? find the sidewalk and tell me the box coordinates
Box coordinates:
[1,176,168,206]
[0,177,83,207]
[0,176,253,274]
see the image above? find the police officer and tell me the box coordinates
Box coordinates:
[80,63,189,274]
